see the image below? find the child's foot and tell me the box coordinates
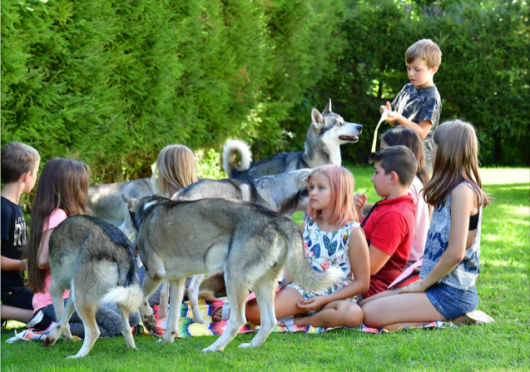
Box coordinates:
[451,310,495,326]
[211,303,230,322]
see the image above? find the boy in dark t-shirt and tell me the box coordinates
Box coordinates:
[353,146,417,301]
[1,142,40,324]
[381,39,442,169]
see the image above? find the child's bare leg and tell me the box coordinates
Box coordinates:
[295,300,364,328]
[245,287,306,325]
[362,292,444,330]
[359,288,401,308]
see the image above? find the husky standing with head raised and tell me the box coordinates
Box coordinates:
[124,195,341,353]
[223,99,363,180]
[43,216,143,359]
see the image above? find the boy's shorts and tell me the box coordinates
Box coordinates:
[1,286,34,310]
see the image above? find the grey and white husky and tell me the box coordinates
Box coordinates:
[43,216,143,359]
[172,168,311,216]
[123,195,341,353]
[89,178,155,239]
[223,99,363,180]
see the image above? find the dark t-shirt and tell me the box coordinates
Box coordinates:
[1,197,28,289]
[391,83,442,156]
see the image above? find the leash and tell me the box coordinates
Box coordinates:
[360,201,380,228]
[371,110,390,153]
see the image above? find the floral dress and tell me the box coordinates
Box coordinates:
[286,218,361,301]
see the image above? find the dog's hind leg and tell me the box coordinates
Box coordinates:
[239,277,277,349]
[159,278,185,344]
[139,275,163,333]
[159,280,170,319]
[188,274,206,324]
[118,307,137,350]
[66,297,100,359]
[202,274,248,353]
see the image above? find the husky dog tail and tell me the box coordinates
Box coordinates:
[282,222,342,292]
[100,248,143,313]
[222,139,252,178]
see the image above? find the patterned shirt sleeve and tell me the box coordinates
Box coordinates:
[417,95,441,127]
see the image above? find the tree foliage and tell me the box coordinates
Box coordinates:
[2,0,528,184]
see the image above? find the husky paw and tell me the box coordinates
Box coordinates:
[192,317,207,325]
[142,315,156,332]
[201,345,223,353]
[238,342,253,349]
[66,353,85,359]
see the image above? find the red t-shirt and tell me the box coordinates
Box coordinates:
[361,194,416,297]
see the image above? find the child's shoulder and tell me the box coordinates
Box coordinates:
[1,197,21,220]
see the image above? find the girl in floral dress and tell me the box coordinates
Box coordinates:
[243,165,370,328]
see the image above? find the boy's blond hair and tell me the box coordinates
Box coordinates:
[405,39,442,69]
[1,142,40,184]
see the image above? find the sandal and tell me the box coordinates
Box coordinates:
[462,310,495,325]
[212,302,231,322]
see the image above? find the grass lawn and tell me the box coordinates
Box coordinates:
[2,167,529,371]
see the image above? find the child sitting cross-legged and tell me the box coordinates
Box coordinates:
[213,165,370,328]
[354,146,418,303]
[361,120,494,329]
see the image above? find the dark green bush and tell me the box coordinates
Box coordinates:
[289,0,529,166]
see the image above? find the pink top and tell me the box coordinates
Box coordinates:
[408,176,430,262]
[32,209,70,313]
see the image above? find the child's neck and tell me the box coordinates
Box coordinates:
[1,183,23,205]
[317,210,342,232]
[383,186,409,200]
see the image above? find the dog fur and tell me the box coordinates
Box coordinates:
[223,99,362,180]
[43,216,143,359]
[124,195,342,353]
[89,178,155,239]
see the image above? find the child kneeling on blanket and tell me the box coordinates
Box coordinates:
[213,165,370,328]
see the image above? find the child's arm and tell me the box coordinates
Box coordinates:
[399,186,475,293]
[386,111,432,140]
[1,255,26,271]
[296,228,370,311]
[36,229,54,270]
[368,245,392,276]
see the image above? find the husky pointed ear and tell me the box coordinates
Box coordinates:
[311,108,324,128]
[322,99,332,114]
[122,194,139,214]
[300,169,312,188]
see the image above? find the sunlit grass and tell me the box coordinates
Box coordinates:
[1,167,529,371]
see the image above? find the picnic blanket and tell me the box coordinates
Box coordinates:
[5,298,451,344]
[146,298,450,337]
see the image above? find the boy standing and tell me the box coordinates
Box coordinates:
[354,146,417,301]
[1,142,40,323]
[381,39,442,169]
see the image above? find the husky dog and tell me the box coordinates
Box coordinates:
[172,168,311,216]
[223,99,362,180]
[168,168,311,321]
[89,178,154,239]
[124,195,341,353]
[43,216,143,359]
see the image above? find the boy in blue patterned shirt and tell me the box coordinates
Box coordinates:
[381,39,442,169]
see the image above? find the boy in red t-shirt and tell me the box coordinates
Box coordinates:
[354,146,417,301]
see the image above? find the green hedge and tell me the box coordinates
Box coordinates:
[2,0,528,182]
[1,0,344,181]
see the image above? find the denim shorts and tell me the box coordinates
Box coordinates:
[425,282,478,320]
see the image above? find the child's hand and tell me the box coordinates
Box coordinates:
[397,280,425,294]
[353,193,367,211]
[297,296,328,311]
[380,101,392,114]
[385,110,401,127]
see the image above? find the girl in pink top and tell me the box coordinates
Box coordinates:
[26,158,139,336]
